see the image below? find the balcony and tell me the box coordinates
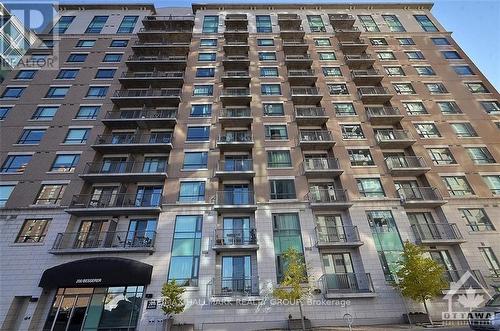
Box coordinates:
[385,156,430,176]
[225,14,248,30]
[214,159,255,179]
[208,277,260,302]
[443,270,486,290]
[295,107,328,125]
[142,15,195,30]
[221,71,250,86]
[102,108,177,129]
[111,89,181,107]
[49,230,156,254]
[92,133,173,153]
[291,87,322,104]
[224,29,249,42]
[222,56,250,70]
[334,27,361,41]
[411,223,465,245]
[126,55,187,71]
[345,54,375,69]
[217,132,254,151]
[223,41,249,53]
[213,190,257,212]
[219,108,252,126]
[66,193,163,216]
[220,88,252,105]
[119,71,184,88]
[280,27,305,39]
[315,225,363,248]
[288,69,317,85]
[307,189,352,210]
[132,41,190,54]
[320,273,376,299]
[278,14,302,31]
[299,130,335,150]
[285,54,313,69]
[137,28,192,44]
[79,161,168,183]
[397,187,446,208]
[375,130,416,149]
[329,14,356,29]
[212,228,258,251]
[303,158,343,178]
[357,86,393,103]
[282,40,309,54]
[365,106,403,125]
[339,39,368,54]
[351,69,384,85]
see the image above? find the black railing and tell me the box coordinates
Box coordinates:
[320,273,374,293]
[397,187,443,202]
[69,193,163,209]
[52,230,156,250]
[315,225,360,244]
[83,161,167,175]
[213,228,257,246]
[411,223,462,242]
[303,157,340,171]
[104,108,177,120]
[210,277,260,297]
[94,133,172,145]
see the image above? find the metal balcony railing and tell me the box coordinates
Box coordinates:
[213,228,257,246]
[224,41,248,46]
[217,159,253,172]
[138,28,192,33]
[385,156,427,170]
[223,55,249,61]
[345,54,373,61]
[218,132,253,143]
[299,130,333,142]
[220,108,251,118]
[375,129,412,142]
[225,14,248,20]
[223,71,249,77]
[288,69,315,76]
[329,14,355,21]
[280,26,304,32]
[320,273,374,293]
[411,223,463,242]
[307,189,348,203]
[220,88,251,96]
[295,107,326,117]
[366,106,400,117]
[83,161,167,175]
[69,193,163,209]
[315,225,360,244]
[209,277,260,297]
[340,38,367,45]
[303,157,340,171]
[214,191,255,205]
[94,133,172,145]
[291,87,320,95]
[52,230,156,250]
[278,14,301,20]
[104,108,177,120]
[285,54,311,60]
[358,86,391,96]
[120,71,184,79]
[224,28,248,33]
[127,55,188,62]
[443,270,486,288]
[143,15,195,22]
[133,41,190,47]
[283,40,308,45]
[397,187,443,202]
[334,26,360,33]
[113,89,181,98]
[351,69,380,77]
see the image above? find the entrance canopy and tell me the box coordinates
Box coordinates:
[39,257,153,288]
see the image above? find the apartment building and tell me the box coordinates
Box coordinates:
[0,2,499,331]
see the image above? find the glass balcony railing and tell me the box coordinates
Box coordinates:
[94,133,172,145]
[299,130,333,142]
[307,189,348,203]
[214,191,255,205]
[104,108,177,120]
[217,159,253,172]
[209,277,260,297]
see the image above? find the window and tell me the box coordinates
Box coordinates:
[167,215,202,286]
[67,53,87,62]
[428,148,456,165]
[200,39,217,47]
[32,106,58,120]
[377,52,395,60]
[45,87,69,99]
[348,149,374,166]
[358,15,379,32]
[483,176,500,195]
[76,40,95,48]
[263,103,284,116]
[480,248,500,277]
[110,39,128,47]
[403,102,427,115]
[85,16,108,34]
[466,147,496,164]
[393,83,416,95]
[183,152,208,170]
[198,53,216,61]
[117,16,138,34]
[453,65,474,76]
[190,104,212,117]
[178,182,205,202]
[426,83,448,94]
[17,129,45,144]
[370,38,387,46]
[260,67,278,77]
[56,69,79,79]
[442,51,461,59]
[0,106,11,120]
[319,52,336,60]
[51,16,75,34]
[195,67,215,78]
[15,219,50,243]
[86,86,108,98]
[341,124,365,139]
[442,176,474,196]
[64,128,89,144]
[432,37,450,45]
[261,84,281,95]
[15,70,37,80]
[1,87,25,99]
[259,52,276,61]
[322,67,342,77]
[328,83,348,95]
[357,178,385,197]
[34,184,66,205]
[50,154,80,172]
[202,15,219,33]
[95,69,116,79]
[460,209,494,231]
[76,105,100,119]
[270,180,296,199]
[256,15,272,32]
[436,101,461,114]
[257,39,274,46]
[267,150,292,168]
[383,15,405,32]
[273,213,304,281]
[451,122,477,137]
[414,15,438,32]
[193,85,213,96]
[0,185,15,207]
[415,66,435,76]
[1,155,32,173]
[480,101,500,114]
[307,15,325,32]
[406,51,425,60]
[414,123,441,138]
[465,82,489,94]
[314,38,331,46]
[265,125,288,140]
[385,66,405,76]
[334,103,356,116]
[397,38,415,45]
[186,126,210,142]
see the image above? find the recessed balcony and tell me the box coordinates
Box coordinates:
[328,14,356,29]
[385,156,430,176]
[212,228,258,251]
[397,187,446,208]
[119,71,184,88]
[92,133,173,153]
[214,159,255,179]
[219,107,252,126]
[315,225,363,248]
[334,27,361,41]
[125,55,187,71]
[66,193,163,216]
[375,129,416,149]
[220,88,252,105]
[282,40,309,54]
[79,161,168,183]
[142,15,195,30]
[365,106,403,125]
[344,54,375,69]
[411,223,465,245]
[291,87,322,104]
[278,14,302,31]
[351,69,384,85]
[213,190,257,212]
[303,157,343,178]
[221,71,250,87]
[131,41,190,55]
[223,41,249,53]
[299,130,335,150]
[294,106,328,125]
[288,69,317,85]
[49,230,156,254]
[111,89,181,107]
[280,27,305,39]
[222,56,250,70]
[208,276,260,302]
[320,273,376,299]
[217,132,254,151]
[102,108,177,129]
[307,189,352,210]
[225,14,248,30]
[339,39,368,54]
[137,28,192,44]
[224,29,249,43]
[357,86,393,103]
[285,54,313,69]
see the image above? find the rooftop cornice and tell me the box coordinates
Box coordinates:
[57,3,156,13]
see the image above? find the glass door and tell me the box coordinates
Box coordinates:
[429,250,457,281]
[100,157,127,174]
[221,256,251,294]
[322,253,354,291]
[223,217,251,245]
[75,221,103,248]
[89,186,118,208]
[395,180,421,199]
[224,184,249,205]
[135,186,162,207]
[127,219,157,247]
[316,215,344,243]
[43,291,91,331]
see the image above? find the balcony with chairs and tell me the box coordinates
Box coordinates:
[294,107,328,125]
[315,225,363,248]
[92,133,173,153]
[351,69,384,85]
[375,129,416,149]
[66,193,163,216]
[119,71,184,88]
[219,107,252,126]
[125,55,188,71]
[328,14,356,29]
[306,189,352,210]
[214,159,255,179]
[345,54,375,69]
[298,130,335,150]
[365,106,403,125]
[102,108,177,129]
[303,157,343,178]
[385,156,431,176]
[220,88,252,105]
[320,273,376,299]
[79,161,168,183]
[357,86,393,103]
[217,131,254,151]
[111,89,181,107]
[411,223,465,245]
[221,71,250,86]
[285,54,313,69]
[282,39,309,54]
[339,38,368,54]
[397,186,446,208]
[291,87,322,104]
[208,276,260,301]
[212,228,258,251]
[334,26,361,41]
[213,190,257,212]
[288,69,317,85]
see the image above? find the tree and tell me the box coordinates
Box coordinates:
[161,280,186,321]
[273,247,311,331]
[395,241,447,325]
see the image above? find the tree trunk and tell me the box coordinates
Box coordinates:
[422,298,433,325]
[298,301,306,331]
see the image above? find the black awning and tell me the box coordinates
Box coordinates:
[39,257,153,288]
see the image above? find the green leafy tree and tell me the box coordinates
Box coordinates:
[395,241,447,325]
[273,247,311,331]
[161,280,186,320]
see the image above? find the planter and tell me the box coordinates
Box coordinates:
[163,318,173,331]
[288,318,312,330]
[403,312,430,324]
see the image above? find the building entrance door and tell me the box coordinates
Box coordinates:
[43,288,92,331]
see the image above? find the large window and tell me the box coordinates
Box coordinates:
[322,67,342,77]
[415,66,435,76]
[334,103,356,116]
[32,106,59,120]
[50,154,80,172]
[377,52,395,60]
[483,176,500,195]
[17,129,46,144]
[348,149,374,166]
[451,122,477,137]
[15,219,50,243]
[186,126,210,142]
[432,37,450,45]
[358,15,379,32]
[64,128,89,144]
[46,86,69,98]
[50,16,75,34]
[405,51,425,60]
[34,184,66,205]
[466,147,496,164]
[460,208,494,232]
[95,69,116,79]
[465,82,489,94]
[190,104,212,117]
[442,51,461,60]
[267,150,292,168]
[256,15,272,32]
[414,123,441,138]
[261,84,281,95]
[86,86,108,98]
[1,155,32,173]
[403,102,427,115]
[393,83,416,95]
[56,69,79,80]
[0,185,15,207]
[16,70,37,80]
[453,65,474,76]
[273,213,304,281]
[270,179,296,199]
[202,16,219,33]
[200,39,217,47]
[382,15,405,32]
[2,87,25,99]
[328,83,348,95]
[117,16,138,33]
[426,83,448,94]
[193,85,213,96]
[260,67,279,77]
[437,101,461,114]
[480,248,500,277]
[385,66,405,76]
[307,15,325,32]
[357,178,385,197]
[76,105,100,119]
[341,124,365,139]
[442,176,474,196]
[258,52,277,61]
[67,53,87,63]
[178,182,205,203]
[183,152,208,170]
[265,125,288,140]
[480,101,500,114]
[0,106,12,120]
[76,40,95,48]
[195,67,215,78]
[319,52,336,60]
[427,148,456,165]
[85,16,108,34]
[414,15,438,32]
[263,103,284,116]
[198,53,216,61]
